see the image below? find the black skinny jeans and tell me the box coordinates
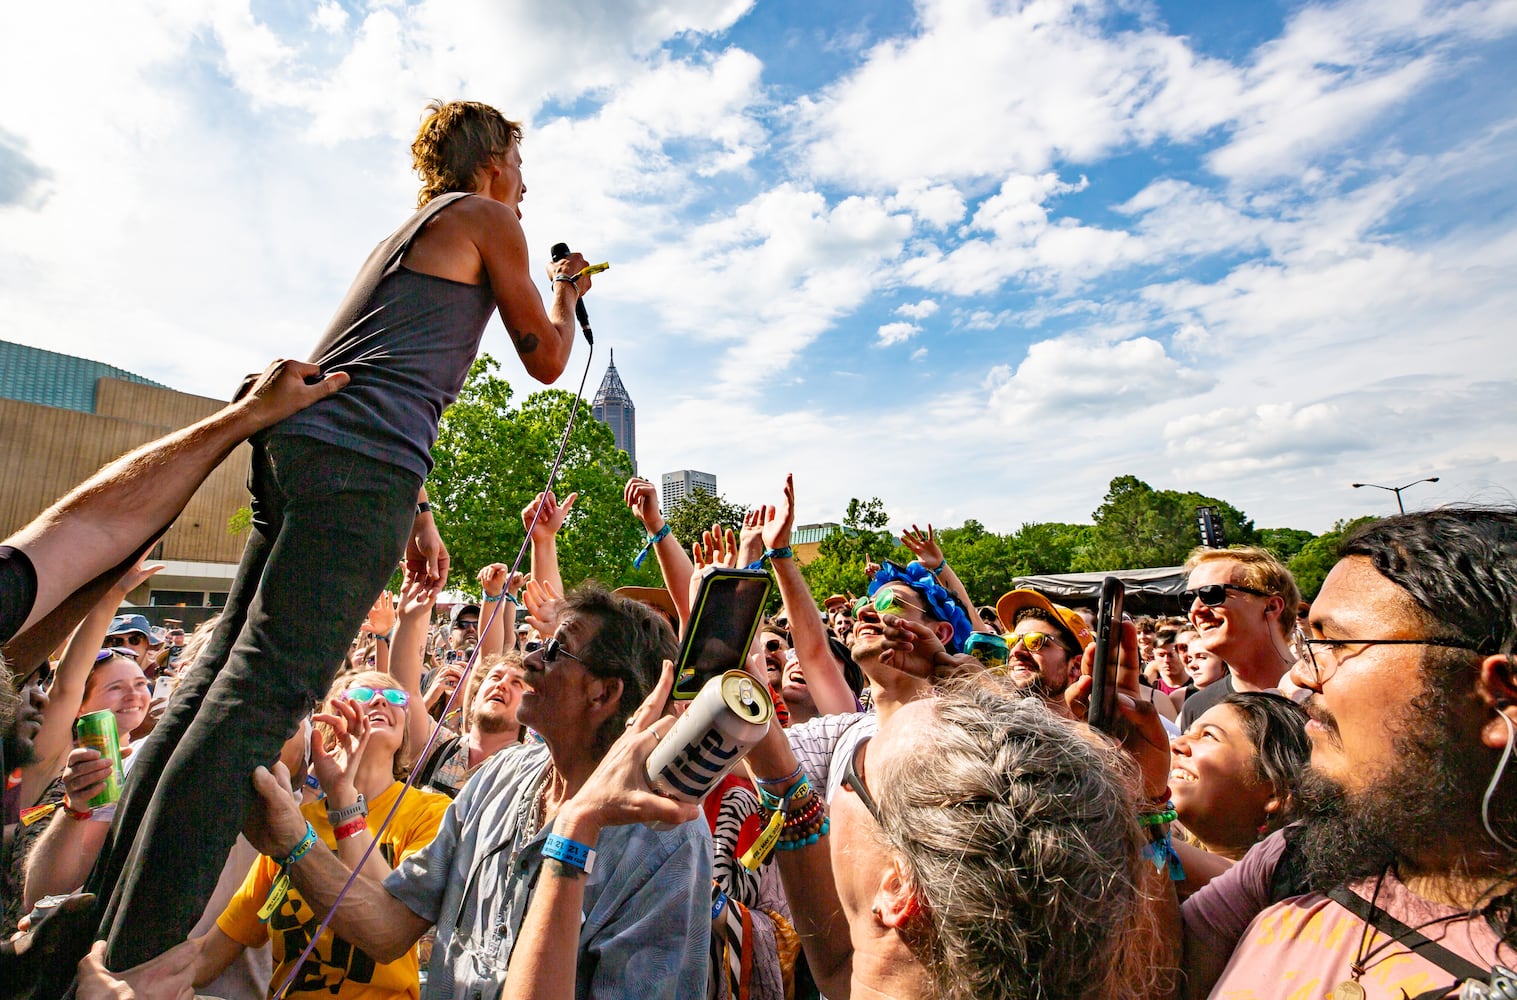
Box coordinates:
[86,434,422,969]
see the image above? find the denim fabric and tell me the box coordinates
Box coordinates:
[87,433,422,969]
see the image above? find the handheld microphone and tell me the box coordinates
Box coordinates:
[550,242,593,345]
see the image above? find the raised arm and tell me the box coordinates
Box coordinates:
[391,563,445,756]
[742,721,854,998]
[5,359,346,641]
[521,491,576,598]
[22,558,162,806]
[477,563,523,660]
[764,476,856,716]
[624,477,693,627]
[900,524,988,632]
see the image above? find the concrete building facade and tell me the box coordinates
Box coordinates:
[660,469,717,508]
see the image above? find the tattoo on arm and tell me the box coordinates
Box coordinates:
[546,859,586,880]
[511,331,539,355]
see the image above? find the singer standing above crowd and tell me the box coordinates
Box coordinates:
[83,99,596,975]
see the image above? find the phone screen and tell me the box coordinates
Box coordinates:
[1087,576,1125,732]
[673,568,774,700]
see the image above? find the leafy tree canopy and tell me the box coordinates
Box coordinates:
[425,355,648,596]
[1288,516,1379,601]
[662,488,750,554]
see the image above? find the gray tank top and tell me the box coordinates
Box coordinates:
[275,192,498,478]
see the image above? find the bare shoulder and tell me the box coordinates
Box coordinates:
[432,194,524,244]
[405,194,524,283]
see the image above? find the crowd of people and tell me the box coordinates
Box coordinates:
[1,98,1514,1000]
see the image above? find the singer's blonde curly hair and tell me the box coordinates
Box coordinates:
[411,100,522,207]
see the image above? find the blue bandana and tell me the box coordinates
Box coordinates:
[867,561,974,653]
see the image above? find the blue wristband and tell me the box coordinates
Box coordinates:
[712,890,729,920]
[543,832,597,874]
[925,561,946,576]
[764,547,793,561]
[633,524,672,568]
[278,823,318,868]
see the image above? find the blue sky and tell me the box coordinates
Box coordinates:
[2,0,1515,537]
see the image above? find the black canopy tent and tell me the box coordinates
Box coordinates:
[1010,566,1188,617]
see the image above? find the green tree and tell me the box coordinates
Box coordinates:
[662,489,750,553]
[1075,475,1260,572]
[426,355,647,596]
[1007,521,1096,577]
[799,497,900,601]
[1288,516,1378,601]
[1259,527,1316,564]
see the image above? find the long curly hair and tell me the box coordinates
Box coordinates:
[411,100,522,207]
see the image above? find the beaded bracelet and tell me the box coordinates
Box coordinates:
[1137,804,1178,826]
[774,817,829,851]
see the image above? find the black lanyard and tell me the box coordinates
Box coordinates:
[1328,884,1488,997]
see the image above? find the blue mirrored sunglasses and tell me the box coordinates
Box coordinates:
[344,686,409,707]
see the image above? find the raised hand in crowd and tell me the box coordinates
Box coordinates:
[687,523,739,614]
[738,507,766,568]
[522,490,577,597]
[759,474,858,718]
[523,575,567,639]
[477,562,525,659]
[359,590,398,675]
[899,523,988,632]
[391,561,447,752]
[623,476,693,626]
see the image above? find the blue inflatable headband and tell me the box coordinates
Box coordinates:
[866,561,974,653]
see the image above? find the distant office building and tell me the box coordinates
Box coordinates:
[590,350,636,473]
[661,469,718,508]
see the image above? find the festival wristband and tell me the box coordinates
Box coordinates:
[926,561,946,576]
[633,524,672,568]
[334,817,368,841]
[482,593,505,603]
[543,832,597,875]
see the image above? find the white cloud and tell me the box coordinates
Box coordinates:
[617,183,914,386]
[896,299,938,320]
[311,2,348,33]
[910,346,928,361]
[876,321,919,346]
[985,335,1215,425]
[792,0,1240,190]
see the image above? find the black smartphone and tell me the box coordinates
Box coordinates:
[1087,576,1125,732]
[673,567,774,701]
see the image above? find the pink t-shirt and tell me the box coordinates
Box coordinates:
[1206,873,1514,999]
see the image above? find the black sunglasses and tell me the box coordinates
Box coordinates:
[1180,583,1271,612]
[542,635,585,667]
[841,735,881,824]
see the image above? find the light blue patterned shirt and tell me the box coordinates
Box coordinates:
[384,742,711,1000]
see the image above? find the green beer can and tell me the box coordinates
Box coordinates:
[74,709,124,809]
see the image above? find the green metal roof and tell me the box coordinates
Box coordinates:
[793,522,842,545]
[0,340,165,413]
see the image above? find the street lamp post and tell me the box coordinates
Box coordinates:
[1350,477,1440,514]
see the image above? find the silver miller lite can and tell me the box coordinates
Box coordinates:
[646,671,774,810]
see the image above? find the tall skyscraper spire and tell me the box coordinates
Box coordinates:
[591,349,636,472]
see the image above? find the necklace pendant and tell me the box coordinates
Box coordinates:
[1330,981,1367,1000]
